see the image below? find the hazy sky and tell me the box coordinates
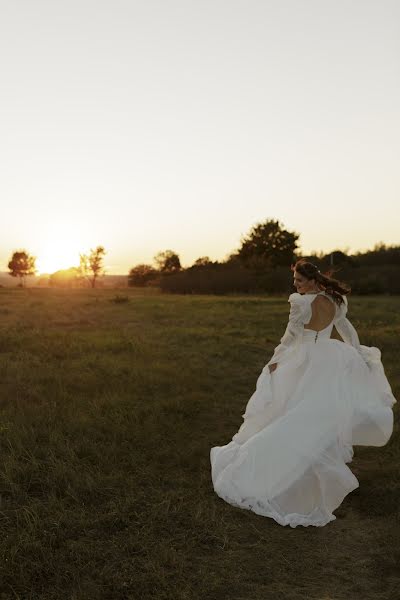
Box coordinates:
[1,0,399,274]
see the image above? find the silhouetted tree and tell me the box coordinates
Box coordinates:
[154,250,181,273]
[79,246,106,288]
[224,252,242,265]
[321,250,354,269]
[235,219,300,267]
[353,243,400,267]
[8,250,36,287]
[128,264,158,287]
[193,256,213,267]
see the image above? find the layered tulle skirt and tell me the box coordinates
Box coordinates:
[210,337,396,527]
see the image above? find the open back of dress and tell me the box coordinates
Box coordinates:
[304,293,336,332]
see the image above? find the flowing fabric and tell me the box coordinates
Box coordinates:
[210,292,396,528]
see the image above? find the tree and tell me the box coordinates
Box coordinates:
[321,250,354,269]
[193,256,213,267]
[353,243,400,267]
[78,246,106,288]
[128,264,158,287]
[153,250,181,273]
[8,250,36,287]
[236,219,299,267]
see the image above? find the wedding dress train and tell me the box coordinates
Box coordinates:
[210,292,396,527]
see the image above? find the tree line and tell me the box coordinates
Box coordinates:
[6,246,106,288]
[129,220,400,295]
[3,219,400,294]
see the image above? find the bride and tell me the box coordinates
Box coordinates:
[210,259,396,528]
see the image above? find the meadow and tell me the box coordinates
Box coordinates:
[0,288,398,600]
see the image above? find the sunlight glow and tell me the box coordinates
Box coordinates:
[36,252,80,275]
[35,237,83,275]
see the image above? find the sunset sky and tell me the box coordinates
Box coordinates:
[1,0,399,275]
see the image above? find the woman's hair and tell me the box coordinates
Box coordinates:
[291,259,351,305]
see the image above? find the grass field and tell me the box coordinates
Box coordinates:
[0,288,398,600]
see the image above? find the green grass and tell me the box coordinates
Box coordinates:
[0,288,398,600]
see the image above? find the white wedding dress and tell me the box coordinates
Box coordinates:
[210,291,396,528]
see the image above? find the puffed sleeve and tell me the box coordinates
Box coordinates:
[266,293,304,367]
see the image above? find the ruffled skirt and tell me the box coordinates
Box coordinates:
[210,339,396,527]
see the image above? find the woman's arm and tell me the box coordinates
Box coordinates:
[334,296,363,353]
[335,296,374,367]
[335,316,362,353]
[266,293,304,371]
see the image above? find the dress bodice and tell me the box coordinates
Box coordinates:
[266,290,361,367]
[301,291,336,344]
[301,322,334,344]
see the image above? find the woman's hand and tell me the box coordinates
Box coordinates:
[268,363,278,373]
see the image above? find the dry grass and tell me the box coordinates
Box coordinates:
[0,288,398,600]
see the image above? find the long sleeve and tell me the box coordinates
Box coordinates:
[335,316,362,354]
[335,296,371,365]
[335,297,395,406]
[266,293,304,367]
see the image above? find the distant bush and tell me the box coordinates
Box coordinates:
[158,263,293,295]
[49,268,81,288]
[158,261,400,296]
[346,265,400,295]
[128,264,159,287]
[159,263,250,294]
[353,243,400,267]
[353,275,385,295]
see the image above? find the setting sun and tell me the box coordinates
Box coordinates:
[30,219,103,275]
[36,253,80,275]
[35,240,83,275]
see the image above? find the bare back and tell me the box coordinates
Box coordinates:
[304,294,336,332]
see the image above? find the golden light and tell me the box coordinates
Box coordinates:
[36,251,82,275]
[32,218,105,276]
[35,238,84,275]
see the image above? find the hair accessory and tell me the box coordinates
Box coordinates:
[309,263,320,272]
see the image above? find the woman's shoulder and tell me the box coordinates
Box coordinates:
[287,292,307,322]
[288,292,304,304]
[288,291,348,315]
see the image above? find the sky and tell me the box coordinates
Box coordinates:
[1,0,399,275]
